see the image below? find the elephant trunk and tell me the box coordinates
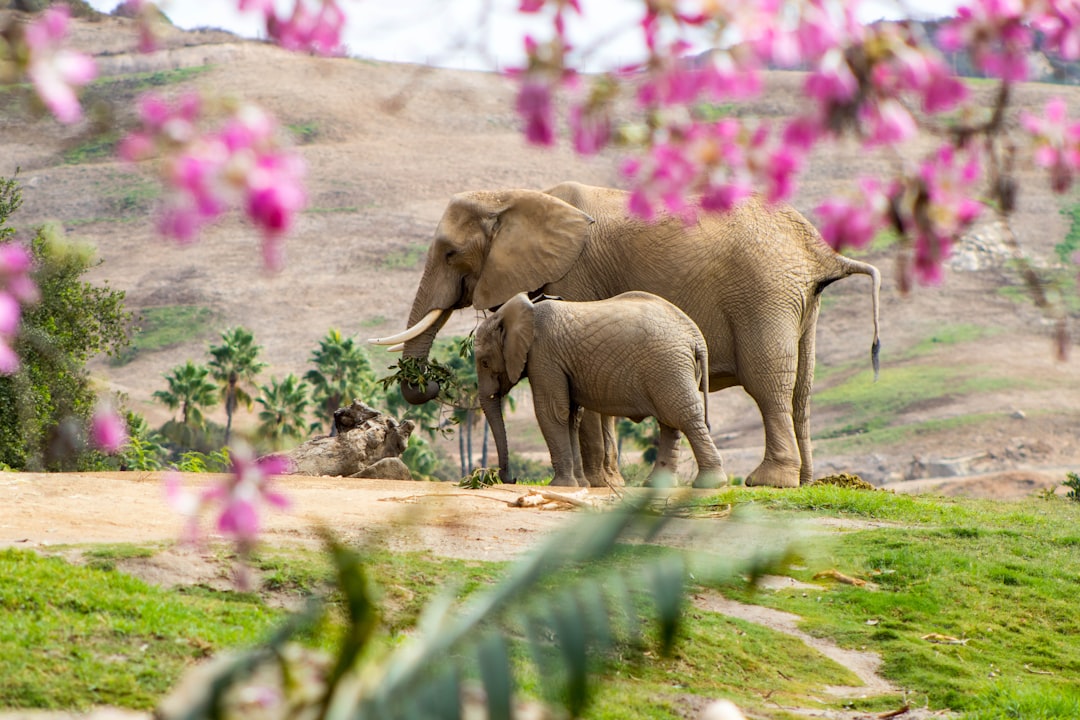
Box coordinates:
[393,307,452,404]
[480,395,513,484]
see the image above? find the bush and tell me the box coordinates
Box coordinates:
[0,178,131,470]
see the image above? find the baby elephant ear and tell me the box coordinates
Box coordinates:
[472,190,593,310]
[499,294,535,384]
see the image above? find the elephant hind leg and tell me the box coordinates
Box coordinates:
[580,411,624,488]
[793,302,820,486]
[683,422,727,489]
[645,423,681,488]
[739,339,802,489]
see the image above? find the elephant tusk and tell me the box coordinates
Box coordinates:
[367,308,443,345]
[388,343,404,353]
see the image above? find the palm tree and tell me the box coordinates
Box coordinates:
[153,360,219,429]
[208,327,267,445]
[256,374,311,450]
[304,329,376,433]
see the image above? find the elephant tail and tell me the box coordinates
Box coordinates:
[696,342,711,430]
[830,256,882,381]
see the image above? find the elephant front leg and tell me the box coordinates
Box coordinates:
[645,423,682,489]
[533,378,582,487]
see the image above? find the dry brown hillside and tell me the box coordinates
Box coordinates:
[2,10,1078,492]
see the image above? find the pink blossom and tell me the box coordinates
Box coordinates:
[90,405,128,454]
[517,78,557,146]
[0,343,17,375]
[860,98,917,146]
[0,293,18,337]
[23,6,98,124]
[1032,3,1080,60]
[243,0,346,56]
[815,179,888,251]
[938,0,1032,82]
[0,243,38,376]
[0,244,37,304]
[888,144,983,284]
[804,49,859,104]
[120,94,306,264]
[165,444,291,550]
[1021,97,1080,193]
[912,234,947,284]
[569,102,611,155]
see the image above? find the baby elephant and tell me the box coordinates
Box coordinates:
[475,291,726,488]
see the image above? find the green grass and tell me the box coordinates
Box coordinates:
[814,364,1019,438]
[287,122,320,144]
[381,242,429,270]
[111,305,218,366]
[815,412,1002,453]
[5,488,1080,718]
[63,132,123,165]
[86,66,214,99]
[700,487,1080,718]
[0,547,283,710]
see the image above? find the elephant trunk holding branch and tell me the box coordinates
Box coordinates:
[475,292,726,488]
[371,181,881,489]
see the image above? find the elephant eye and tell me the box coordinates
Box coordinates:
[444,249,457,261]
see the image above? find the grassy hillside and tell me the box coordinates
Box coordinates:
[1,9,1078,487]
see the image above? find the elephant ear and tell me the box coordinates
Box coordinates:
[499,294,535,384]
[472,190,594,310]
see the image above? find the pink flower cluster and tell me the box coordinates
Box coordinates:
[0,243,38,375]
[239,0,346,56]
[1021,97,1080,193]
[166,444,291,550]
[22,6,98,124]
[120,93,307,269]
[816,144,983,286]
[623,119,804,220]
[90,404,128,454]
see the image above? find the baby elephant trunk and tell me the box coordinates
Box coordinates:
[480,395,513,484]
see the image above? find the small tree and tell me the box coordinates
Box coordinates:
[208,326,267,445]
[0,177,132,470]
[304,329,376,433]
[153,360,219,445]
[256,373,310,450]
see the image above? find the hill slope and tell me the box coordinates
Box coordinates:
[1,10,1078,490]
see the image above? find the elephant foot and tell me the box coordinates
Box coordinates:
[692,469,728,489]
[745,459,800,489]
[586,466,626,489]
[549,473,581,487]
[644,468,677,489]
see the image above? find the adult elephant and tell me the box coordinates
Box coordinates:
[370,181,881,488]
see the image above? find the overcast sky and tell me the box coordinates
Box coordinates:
[85,0,961,72]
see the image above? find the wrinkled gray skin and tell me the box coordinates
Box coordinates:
[476,292,726,488]
[394,181,880,488]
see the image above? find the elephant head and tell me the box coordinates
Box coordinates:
[474,294,535,483]
[369,190,593,403]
